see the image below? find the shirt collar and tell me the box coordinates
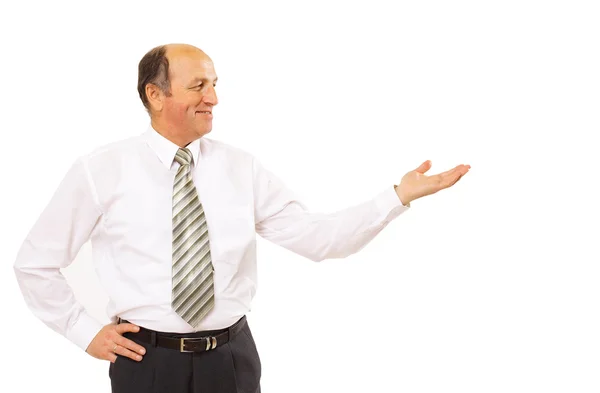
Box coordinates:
[143,125,201,170]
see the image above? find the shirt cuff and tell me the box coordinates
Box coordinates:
[66,310,104,352]
[374,186,410,223]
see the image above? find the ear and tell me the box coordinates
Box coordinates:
[146,83,164,112]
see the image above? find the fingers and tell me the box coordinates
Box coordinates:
[114,335,146,357]
[116,323,141,335]
[113,343,144,362]
[436,164,470,188]
[110,323,145,362]
[87,323,148,363]
[437,164,466,178]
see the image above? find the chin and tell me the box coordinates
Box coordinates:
[194,128,211,139]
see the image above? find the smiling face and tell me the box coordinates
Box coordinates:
[147,44,219,146]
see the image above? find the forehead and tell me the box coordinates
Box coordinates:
[168,51,217,84]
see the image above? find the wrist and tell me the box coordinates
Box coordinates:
[394,184,410,206]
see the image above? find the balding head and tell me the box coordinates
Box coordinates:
[137,43,219,146]
[164,43,209,59]
[137,44,212,112]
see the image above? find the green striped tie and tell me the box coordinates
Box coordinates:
[172,147,214,328]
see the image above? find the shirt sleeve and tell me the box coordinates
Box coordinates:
[13,157,104,351]
[252,157,410,262]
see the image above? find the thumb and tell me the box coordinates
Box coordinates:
[415,160,432,174]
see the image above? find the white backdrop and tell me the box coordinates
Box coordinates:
[1,0,599,392]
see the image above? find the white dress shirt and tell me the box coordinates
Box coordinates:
[13,126,409,351]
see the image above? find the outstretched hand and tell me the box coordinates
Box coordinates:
[395,160,470,205]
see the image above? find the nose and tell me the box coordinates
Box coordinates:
[203,85,218,106]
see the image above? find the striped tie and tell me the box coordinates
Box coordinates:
[172,147,214,328]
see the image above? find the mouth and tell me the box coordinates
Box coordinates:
[196,111,212,115]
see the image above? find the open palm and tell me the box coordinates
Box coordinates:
[396,160,470,205]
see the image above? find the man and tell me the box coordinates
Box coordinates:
[13,43,470,393]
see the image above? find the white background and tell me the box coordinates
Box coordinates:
[1,0,599,392]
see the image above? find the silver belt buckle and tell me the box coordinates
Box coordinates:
[180,337,193,352]
[180,336,218,352]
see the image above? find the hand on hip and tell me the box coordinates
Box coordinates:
[86,322,146,363]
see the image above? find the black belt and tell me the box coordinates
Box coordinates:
[119,316,247,353]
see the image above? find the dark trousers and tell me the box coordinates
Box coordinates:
[109,317,261,393]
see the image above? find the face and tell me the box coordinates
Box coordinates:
[157,47,219,142]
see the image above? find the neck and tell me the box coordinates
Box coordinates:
[150,118,195,148]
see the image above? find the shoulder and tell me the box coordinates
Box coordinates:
[78,133,146,164]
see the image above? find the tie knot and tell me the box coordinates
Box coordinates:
[174,148,193,166]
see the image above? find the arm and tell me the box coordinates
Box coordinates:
[253,157,470,262]
[13,157,104,351]
[252,157,410,262]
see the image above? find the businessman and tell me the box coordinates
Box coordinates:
[14,43,470,393]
